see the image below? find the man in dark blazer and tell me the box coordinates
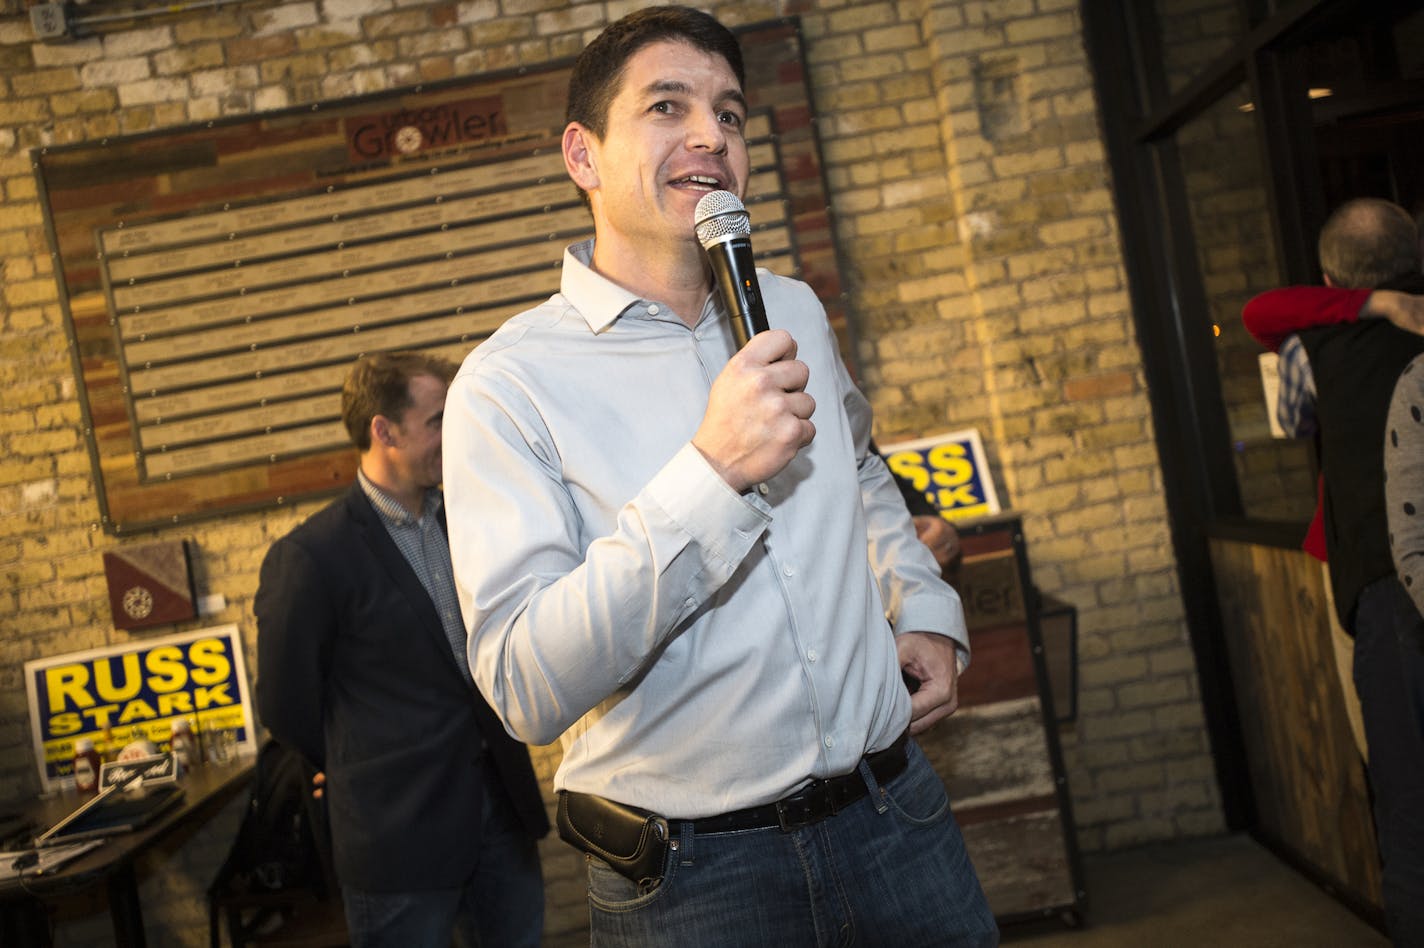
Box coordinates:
[255,351,548,947]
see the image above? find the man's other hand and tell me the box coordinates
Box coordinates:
[693,329,815,493]
[896,631,963,735]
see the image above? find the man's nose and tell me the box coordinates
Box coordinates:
[686,108,728,153]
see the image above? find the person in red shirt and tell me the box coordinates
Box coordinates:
[1244,281,1424,558]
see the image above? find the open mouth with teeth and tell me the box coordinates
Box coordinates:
[671,174,723,191]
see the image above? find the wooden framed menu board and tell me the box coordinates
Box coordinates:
[35,18,848,533]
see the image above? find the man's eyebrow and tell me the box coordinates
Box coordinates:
[644,78,692,97]
[720,88,749,114]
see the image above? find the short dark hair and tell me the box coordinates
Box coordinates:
[341,351,457,451]
[565,6,745,140]
[1317,198,1420,288]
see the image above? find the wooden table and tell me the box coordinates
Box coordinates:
[0,757,254,948]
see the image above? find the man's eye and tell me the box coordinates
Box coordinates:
[651,101,673,114]
[718,111,744,128]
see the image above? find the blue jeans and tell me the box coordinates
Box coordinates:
[1352,576,1424,946]
[342,767,544,948]
[584,740,998,947]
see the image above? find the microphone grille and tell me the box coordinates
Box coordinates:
[694,190,751,246]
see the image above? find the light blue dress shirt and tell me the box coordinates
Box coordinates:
[442,239,968,818]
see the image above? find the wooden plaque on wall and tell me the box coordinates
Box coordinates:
[101,539,197,630]
[35,18,849,534]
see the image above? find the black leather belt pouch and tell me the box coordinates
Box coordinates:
[557,790,670,888]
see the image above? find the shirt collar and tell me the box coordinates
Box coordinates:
[560,238,720,333]
[358,468,442,526]
[561,239,642,333]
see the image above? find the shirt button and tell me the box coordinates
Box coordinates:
[783,564,795,577]
[757,483,769,496]
[824,735,835,749]
[647,304,660,315]
[807,649,818,663]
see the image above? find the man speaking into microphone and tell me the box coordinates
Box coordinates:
[442,6,995,945]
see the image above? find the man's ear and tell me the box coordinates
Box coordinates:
[370,415,393,448]
[563,123,600,192]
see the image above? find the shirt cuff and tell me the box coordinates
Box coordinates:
[644,443,770,571]
[894,593,972,668]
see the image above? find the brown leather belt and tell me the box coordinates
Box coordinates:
[683,731,910,834]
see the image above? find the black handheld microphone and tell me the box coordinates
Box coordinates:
[694,190,770,349]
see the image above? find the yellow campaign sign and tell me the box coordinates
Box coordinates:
[24,624,255,791]
[880,429,1001,523]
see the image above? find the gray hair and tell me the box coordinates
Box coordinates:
[1317,198,1420,288]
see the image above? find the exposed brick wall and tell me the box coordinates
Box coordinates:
[826,0,1224,849]
[1,0,1224,942]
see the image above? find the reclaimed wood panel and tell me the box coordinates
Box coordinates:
[1209,538,1382,914]
[962,810,1077,919]
[954,623,1039,707]
[918,515,1084,925]
[924,698,1057,807]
